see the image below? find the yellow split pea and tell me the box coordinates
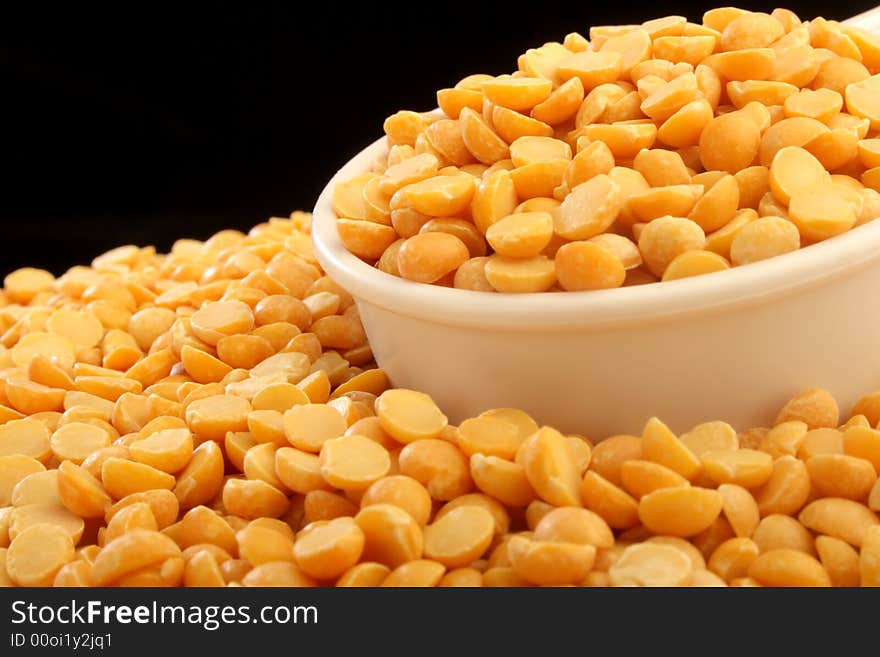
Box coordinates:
[2,11,880,589]
[2,227,880,590]
[334,9,880,293]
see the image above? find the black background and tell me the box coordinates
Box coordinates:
[0,1,873,275]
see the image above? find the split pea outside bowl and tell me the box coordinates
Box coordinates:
[312,9,880,438]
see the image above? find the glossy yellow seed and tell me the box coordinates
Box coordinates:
[555,241,626,292]
[401,439,472,501]
[4,268,55,304]
[486,212,553,258]
[583,123,658,160]
[458,107,510,164]
[768,146,829,206]
[642,536,706,574]
[799,498,879,548]
[11,469,61,507]
[534,507,614,548]
[336,562,391,587]
[361,475,432,526]
[397,232,470,284]
[0,455,45,507]
[861,525,880,586]
[9,503,84,543]
[484,255,557,293]
[843,425,880,473]
[6,524,75,586]
[102,458,175,499]
[274,446,328,495]
[12,332,77,371]
[222,478,289,520]
[471,170,518,235]
[555,175,623,240]
[580,471,640,530]
[91,529,181,586]
[728,80,798,108]
[176,348,230,395]
[759,421,807,459]
[294,517,365,580]
[845,74,880,130]
[704,48,776,82]
[319,434,390,491]
[354,504,423,568]
[375,389,447,444]
[637,217,706,278]
[457,416,522,460]
[57,461,111,519]
[788,184,858,242]
[638,487,723,537]
[438,567,483,587]
[641,73,700,123]
[189,301,254,346]
[102,491,174,536]
[423,505,494,568]
[46,310,104,349]
[250,382,309,413]
[754,456,809,517]
[796,425,845,460]
[658,98,714,148]
[679,421,738,457]
[807,453,877,500]
[128,428,193,474]
[532,77,584,125]
[815,535,861,587]
[776,387,839,429]
[729,216,800,265]
[172,441,223,511]
[507,535,596,585]
[699,112,762,173]
[708,537,760,582]
[240,561,316,587]
[242,442,287,492]
[700,449,773,488]
[380,559,446,587]
[717,483,760,538]
[722,12,784,50]
[470,454,536,507]
[558,51,622,90]
[748,549,830,587]
[400,173,476,218]
[519,427,582,507]
[282,403,346,453]
[619,460,689,499]
[609,543,692,586]
[48,422,111,465]
[104,502,158,544]
[641,417,701,481]
[662,250,730,281]
[185,394,252,443]
[483,76,552,111]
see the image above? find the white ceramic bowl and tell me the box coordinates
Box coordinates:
[313,146,880,443]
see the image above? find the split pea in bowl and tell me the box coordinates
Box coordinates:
[312,134,880,437]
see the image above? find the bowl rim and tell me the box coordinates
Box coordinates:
[312,134,880,332]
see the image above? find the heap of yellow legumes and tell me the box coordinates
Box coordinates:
[332,8,880,292]
[0,212,878,586]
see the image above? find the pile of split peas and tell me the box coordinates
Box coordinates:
[333,8,880,292]
[0,212,878,587]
